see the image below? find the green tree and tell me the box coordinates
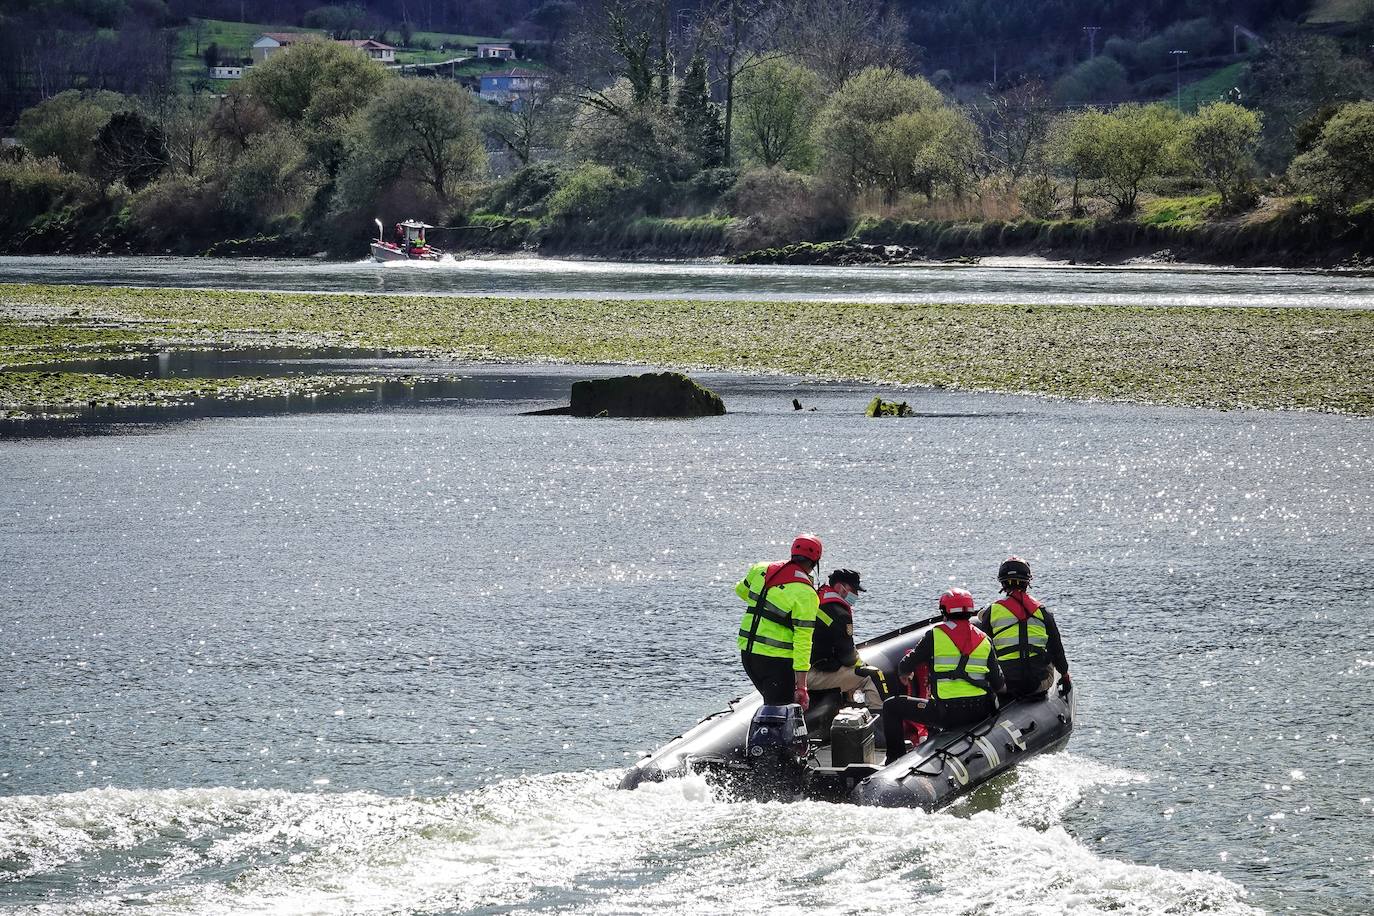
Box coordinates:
[1289,101,1374,210]
[675,54,725,168]
[1180,102,1262,209]
[244,41,389,176]
[566,80,696,182]
[1047,109,1103,217]
[1060,104,1182,217]
[545,163,629,223]
[337,79,486,210]
[223,127,317,228]
[736,57,823,170]
[811,67,944,192]
[15,90,129,174]
[873,106,980,200]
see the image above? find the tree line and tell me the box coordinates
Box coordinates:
[2,0,1373,257]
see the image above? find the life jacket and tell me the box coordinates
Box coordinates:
[988,592,1049,675]
[736,560,818,661]
[929,619,993,701]
[810,584,855,670]
[815,584,852,623]
[900,647,931,746]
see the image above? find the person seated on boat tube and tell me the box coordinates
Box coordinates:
[881,588,1006,764]
[975,556,1071,699]
[736,534,822,711]
[806,569,884,713]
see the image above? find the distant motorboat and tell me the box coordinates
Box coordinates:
[371,218,443,262]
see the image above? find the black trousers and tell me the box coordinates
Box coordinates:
[882,694,996,763]
[741,652,795,705]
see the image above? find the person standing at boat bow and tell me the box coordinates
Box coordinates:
[736,534,823,710]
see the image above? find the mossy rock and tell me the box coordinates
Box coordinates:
[569,371,726,418]
[865,396,914,418]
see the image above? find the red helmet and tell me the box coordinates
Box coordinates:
[790,533,823,563]
[939,587,975,617]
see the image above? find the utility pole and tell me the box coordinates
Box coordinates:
[1170,50,1188,111]
[1082,26,1100,59]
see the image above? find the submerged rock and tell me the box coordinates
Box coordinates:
[566,372,726,418]
[865,396,914,418]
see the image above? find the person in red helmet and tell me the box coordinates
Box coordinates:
[976,556,1071,699]
[806,569,883,712]
[880,587,1005,764]
[736,534,823,710]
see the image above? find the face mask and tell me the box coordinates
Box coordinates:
[844,589,859,606]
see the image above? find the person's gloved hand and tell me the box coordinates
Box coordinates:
[794,684,810,711]
[1058,672,1073,696]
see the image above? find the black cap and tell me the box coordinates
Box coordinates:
[828,568,866,592]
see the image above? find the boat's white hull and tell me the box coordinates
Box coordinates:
[370,242,442,262]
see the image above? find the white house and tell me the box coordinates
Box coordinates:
[338,39,396,62]
[251,32,321,64]
[210,65,245,79]
[476,43,516,60]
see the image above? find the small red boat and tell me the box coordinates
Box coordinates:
[370,219,444,262]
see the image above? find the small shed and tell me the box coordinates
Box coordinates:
[477,43,516,60]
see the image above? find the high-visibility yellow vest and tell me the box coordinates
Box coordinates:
[736,561,819,671]
[988,595,1049,666]
[930,625,993,700]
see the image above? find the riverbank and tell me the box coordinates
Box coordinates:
[2,282,1372,416]
[7,191,1373,269]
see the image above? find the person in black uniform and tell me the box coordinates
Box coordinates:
[806,569,883,712]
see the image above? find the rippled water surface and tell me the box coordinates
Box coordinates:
[2,364,1372,914]
[3,254,1373,307]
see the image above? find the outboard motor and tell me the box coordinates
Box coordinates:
[743,703,809,799]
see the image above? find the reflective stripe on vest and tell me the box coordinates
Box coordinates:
[737,562,815,661]
[989,595,1048,662]
[930,625,992,700]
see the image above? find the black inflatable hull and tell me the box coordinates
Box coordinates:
[620,622,1075,810]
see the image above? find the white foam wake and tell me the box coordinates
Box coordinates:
[0,759,1255,916]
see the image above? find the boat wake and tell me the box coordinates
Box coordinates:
[0,756,1256,915]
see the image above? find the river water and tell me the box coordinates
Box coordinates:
[2,353,1372,914]
[3,253,1374,308]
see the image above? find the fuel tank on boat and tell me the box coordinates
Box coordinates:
[619,620,1075,810]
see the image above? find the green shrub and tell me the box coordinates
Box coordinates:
[546,164,630,223]
[482,163,565,217]
[0,157,98,236]
[128,174,225,249]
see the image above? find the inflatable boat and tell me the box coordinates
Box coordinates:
[619,619,1075,809]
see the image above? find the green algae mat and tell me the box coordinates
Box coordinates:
[2,283,1371,416]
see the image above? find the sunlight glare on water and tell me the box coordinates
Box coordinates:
[1,365,1370,914]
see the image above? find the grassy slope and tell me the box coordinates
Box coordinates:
[2,284,1372,416]
[1305,0,1368,22]
[1176,62,1250,107]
